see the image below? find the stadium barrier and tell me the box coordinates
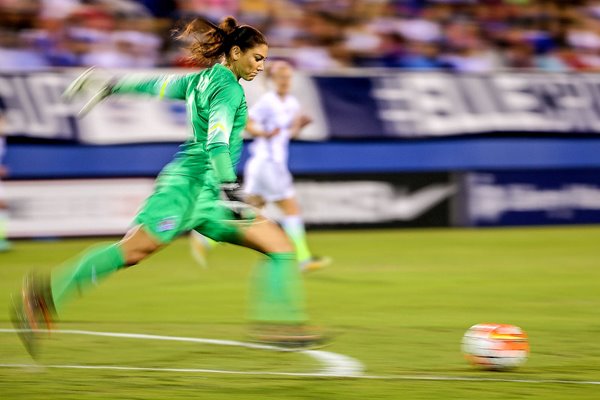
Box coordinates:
[4,69,600,143]
[3,70,600,237]
[5,173,455,238]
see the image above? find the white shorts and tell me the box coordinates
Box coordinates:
[243,157,295,202]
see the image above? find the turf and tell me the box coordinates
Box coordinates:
[1,226,600,399]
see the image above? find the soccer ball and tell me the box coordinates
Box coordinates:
[461,323,529,370]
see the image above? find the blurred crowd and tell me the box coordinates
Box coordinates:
[2,0,600,71]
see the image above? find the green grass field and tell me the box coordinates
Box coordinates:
[1,226,600,399]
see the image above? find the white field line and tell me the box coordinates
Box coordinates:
[0,328,364,377]
[2,329,600,385]
[0,363,599,386]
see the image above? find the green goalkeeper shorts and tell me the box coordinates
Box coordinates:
[134,171,242,245]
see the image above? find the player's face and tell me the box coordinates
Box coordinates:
[233,44,268,81]
[272,66,293,95]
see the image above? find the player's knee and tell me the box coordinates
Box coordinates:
[119,225,162,266]
[123,252,142,267]
[123,245,157,266]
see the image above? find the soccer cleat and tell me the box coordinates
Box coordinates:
[62,67,95,101]
[10,294,37,357]
[249,324,329,349]
[10,273,56,358]
[300,256,331,273]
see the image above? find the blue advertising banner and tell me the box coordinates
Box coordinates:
[316,72,600,138]
[313,76,384,138]
[463,169,600,226]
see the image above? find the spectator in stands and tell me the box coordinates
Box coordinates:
[341,17,386,66]
[173,0,240,21]
[398,40,447,69]
[0,31,50,70]
[81,15,162,68]
[503,41,536,69]
[3,0,600,70]
[535,46,572,71]
[290,34,345,70]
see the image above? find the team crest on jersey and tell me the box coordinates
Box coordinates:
[157,217,177,232]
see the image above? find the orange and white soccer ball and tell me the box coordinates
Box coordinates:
[462,323,529,370]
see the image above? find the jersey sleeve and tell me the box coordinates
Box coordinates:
[112,74,191,100]
[206,80,244,148]
[206,79,244,183]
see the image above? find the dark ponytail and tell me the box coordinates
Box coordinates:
[178,16,267,66]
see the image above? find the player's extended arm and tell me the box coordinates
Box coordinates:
[112,74,189,100]
[290,114,312,139]
[207,83,254,220]
[63,67,189,117]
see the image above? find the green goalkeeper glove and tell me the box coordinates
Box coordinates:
[62,67,115,117]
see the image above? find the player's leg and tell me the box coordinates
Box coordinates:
[49,172,198,311]
[238,215,305,323]
[276,196,331,272]
[190,172,326,346]
[12,172,198,357]
[239,216,324,345]
[11,225,161,357]
[245,159,325,270]
[276,197,310,260]
[37,172,197,313]
[50,225,162,312]
[188,157,267,267]
[192,187,322,346]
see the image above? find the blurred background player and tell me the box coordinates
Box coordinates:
[0,107,10,252]
[11,16,321,358]
[190,60,330,272]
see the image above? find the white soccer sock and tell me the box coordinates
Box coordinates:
[0,209,8,241]
[281,214,311,262]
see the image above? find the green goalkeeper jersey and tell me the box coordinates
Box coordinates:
[112,63,247,183]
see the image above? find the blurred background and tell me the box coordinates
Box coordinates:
[2,0,600,238]
[2,3,600,398]
[4,0,600,71]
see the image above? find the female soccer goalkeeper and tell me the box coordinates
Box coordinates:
[190,61,330,272]
[12,16,319,357]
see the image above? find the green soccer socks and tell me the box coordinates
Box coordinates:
[250,252,307,324]
[50,244,126,312]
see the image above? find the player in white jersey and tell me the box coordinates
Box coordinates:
[191,61,330,271]
[0,110,10,252]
